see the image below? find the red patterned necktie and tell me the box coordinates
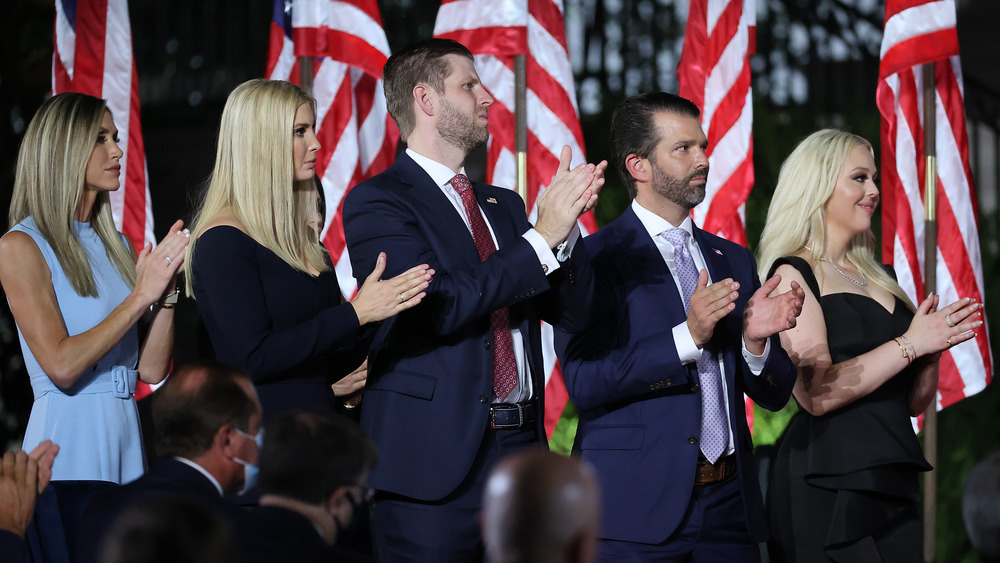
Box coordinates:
[451,174,518,401]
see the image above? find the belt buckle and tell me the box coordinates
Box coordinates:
[491,403,523,429]
[110,366,133,399]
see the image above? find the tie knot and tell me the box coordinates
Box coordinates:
[660,228,689,250]
[451,174,473,194]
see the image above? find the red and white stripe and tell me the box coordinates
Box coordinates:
[268,0,399,297]
[877,0,992,410]
[53,0,154,250]
[677,0,756,430]
[677,0,755,247]
[434,0,596,439]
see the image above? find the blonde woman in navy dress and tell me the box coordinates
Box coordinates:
[185,79,432,421]
[0,93,189,484]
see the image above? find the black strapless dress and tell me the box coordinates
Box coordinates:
[766,257,931,562]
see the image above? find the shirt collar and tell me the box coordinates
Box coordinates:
[631,199,694,242]
[406,148,468,188]
[173,457,224,496]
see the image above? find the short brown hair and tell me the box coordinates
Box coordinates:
[383,38,474,141]
[257,409,378,505]
[153,361,258,459]
[610,92,701,198]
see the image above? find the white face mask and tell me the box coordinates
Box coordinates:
[232,427,263,496]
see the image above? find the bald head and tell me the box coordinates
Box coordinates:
[483,450,601,563]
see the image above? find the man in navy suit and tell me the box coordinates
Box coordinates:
[343,38,605,561]
[77,361,262,563]
[239,408,377,563]
[554,92,805,561]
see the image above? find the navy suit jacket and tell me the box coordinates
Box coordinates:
[554,206,795,545]
[343,153,579,500]
[76,458,242,563]
[237,505,372,563]
[0,531,27,563]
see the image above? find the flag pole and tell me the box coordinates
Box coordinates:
[300,57,314,95]
[921,61,938,563]
[514,54,528,205]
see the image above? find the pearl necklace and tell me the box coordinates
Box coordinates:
[819,257,868,287]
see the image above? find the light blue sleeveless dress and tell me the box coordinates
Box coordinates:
[10,217,144,484]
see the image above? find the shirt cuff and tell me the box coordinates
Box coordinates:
[523,228,560,275]
[555,223,581,262]
[742,336,771,375]
[673,321,702,364]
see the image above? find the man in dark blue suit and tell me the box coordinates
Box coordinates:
[343,38,605,561]
[76,362,262,563]
[239,408,377,563]
[554,92,805,561]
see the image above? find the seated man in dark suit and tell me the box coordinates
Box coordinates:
[77,361,263,563]
[0,441,58,563]
[482,449,601,563]
[238,409,377,563]
[97,496,238,563]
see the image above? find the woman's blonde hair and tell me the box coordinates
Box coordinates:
[9,93,136,297]
[185,79,328,294]
[757,129,913,310]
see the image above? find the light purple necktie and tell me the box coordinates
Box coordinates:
[660,228,729,463]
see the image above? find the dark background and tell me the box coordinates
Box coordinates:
[1,1,998,559]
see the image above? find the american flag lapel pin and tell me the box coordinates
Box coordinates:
[714,248,724,256]
[486,197,498,204]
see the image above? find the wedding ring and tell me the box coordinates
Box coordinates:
[946,314,955,328]
[946,338,952,346]
[164,255,172,264]
[399,293,404,303]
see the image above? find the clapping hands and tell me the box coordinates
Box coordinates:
[742,274,805,354]
[534,145,607,249]
[903,295,982,358]
[351,252,434,325]
[0,440,59,537]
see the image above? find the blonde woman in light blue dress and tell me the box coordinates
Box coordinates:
[0,93,189,484]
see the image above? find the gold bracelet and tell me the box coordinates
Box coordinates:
[899,335,916,361]
[893,336,914,364]
[158,290,179,309]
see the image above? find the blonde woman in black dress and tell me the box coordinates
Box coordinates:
[757,129,982,561]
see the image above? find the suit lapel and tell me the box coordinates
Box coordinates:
[394,154,482,262]
[692,226,734,285]
[613,207,686,324]
[691,225,740,389]
[476,183,518,246]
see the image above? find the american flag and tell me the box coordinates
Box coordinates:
[53,0,154,249]
[267,0,400,296]
[677,0,756,430]
[877,0,992,409]
[433,0,597,441]
[677,0,754,247]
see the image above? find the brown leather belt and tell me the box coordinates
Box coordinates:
[694,453,737,485]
